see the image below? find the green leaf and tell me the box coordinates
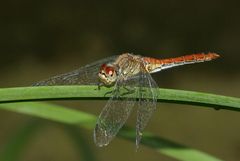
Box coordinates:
[0,86,239,111]
[0,85,238,161]
[0,102,223,161]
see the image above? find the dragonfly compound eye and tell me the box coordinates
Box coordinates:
[100,64,107,69]
[105,67,115,77]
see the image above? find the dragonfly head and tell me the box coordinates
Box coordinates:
[98,64,117,86]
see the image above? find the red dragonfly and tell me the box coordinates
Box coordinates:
[34,52,220,148]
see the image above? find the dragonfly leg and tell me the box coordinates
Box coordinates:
[96,82,104,90]
[96,82,114,97]
[120,86,136,96]
[104,85,121,97]
[104,90,114,97]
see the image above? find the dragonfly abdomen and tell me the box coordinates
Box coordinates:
[144,52,220,73]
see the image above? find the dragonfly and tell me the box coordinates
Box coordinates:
[34,52,220,148]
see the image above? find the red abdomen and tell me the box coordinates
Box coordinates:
[144,52,219,65]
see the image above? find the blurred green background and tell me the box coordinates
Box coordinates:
[0,0,239,161]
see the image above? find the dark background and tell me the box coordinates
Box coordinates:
[0,0,239,161]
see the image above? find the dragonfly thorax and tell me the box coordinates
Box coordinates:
[98,63,118,86]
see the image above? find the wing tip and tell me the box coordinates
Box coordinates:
[93,124,111,147]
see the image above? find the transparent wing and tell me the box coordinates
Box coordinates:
[94,76,139,147]
[135,70,158,148]
[33,55,118,86]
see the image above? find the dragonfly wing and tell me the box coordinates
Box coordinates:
[136,71,158,148]
[94,77,138,147]
[33,55,118,86]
